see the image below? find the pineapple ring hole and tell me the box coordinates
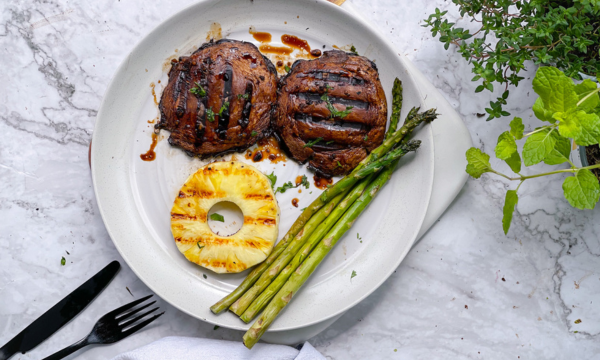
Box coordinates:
[207,201,244,237]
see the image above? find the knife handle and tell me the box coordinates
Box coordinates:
[41,338,89,360]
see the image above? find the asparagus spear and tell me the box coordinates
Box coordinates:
[243,162,400,349]
[239,174,375,322]
[210,188,347,314]
[388,78,403,140]
[229,189,350,316]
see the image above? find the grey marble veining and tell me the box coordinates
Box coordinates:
[1,0,599,359]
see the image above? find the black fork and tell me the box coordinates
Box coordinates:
[41,295,164,360]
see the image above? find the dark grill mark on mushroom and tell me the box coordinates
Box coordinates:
[156,39,277,158]
[275,50,387,176]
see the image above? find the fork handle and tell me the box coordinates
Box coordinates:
[41,338,90,360]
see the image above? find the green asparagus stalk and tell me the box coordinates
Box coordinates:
[229,189,350,316]
[353,140,421,179]
[243,164,398,349]
[388,78,403,140]
[210,188,347,314]
[319,107,437,203]
[239,174,375,322]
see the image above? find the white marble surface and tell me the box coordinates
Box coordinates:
[1,0,599,359]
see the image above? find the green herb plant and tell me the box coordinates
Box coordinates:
[424,0,600,120]
[466,66,600,234]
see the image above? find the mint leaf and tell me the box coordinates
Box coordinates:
[532,98,556,123]
[502,190,518,235]
[495,131,517,160]
[562,169,600,209]
[509,117,524,140]
[505,151,522,173]
[210,213,225,222]
[522,128,556,166]
[554,111,582,140]
[544,133,571,165]
[266,172,277,189]
[575,112,600,146]
[532,67,578,113]
[465,148,491,179]
[574,79,599,112]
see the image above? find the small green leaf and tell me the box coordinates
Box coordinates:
[502,190,519,235]
[509,117,524,140]
[495,131,518,160]
[532,67,578,113]
[574,79,599,112]
[206,108,216,122]
[237,93,249,100]
[532,98,556,123]
[266,172,277,189]
[505,151,522,173]
[350,45,357,53]
[214,325,220,330]
[351,270,357,279]
[554,111,582,140]
[575,112,600,146]
[251,131,258,137]
[299,175,310,189]
[544,134,571,165]
[275,181,294,194]
[61,257,66,266]
[284,65,291,73]
[465,148,492,179]
[219,101,230,117]
[190,82,207,97]
[522,128,557,166]
[563,169,600,209]
[210,213,225,222]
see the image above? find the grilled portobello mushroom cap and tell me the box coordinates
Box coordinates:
[156,39,278,158]
[275,50,387,176]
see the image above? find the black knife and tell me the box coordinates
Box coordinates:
[0,261,120,360]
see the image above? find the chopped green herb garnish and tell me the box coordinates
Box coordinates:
[190,82,206,97]
[214,325,220,330]
[61,257,66,266]
[275,181,294,194]
[363,135,368,141]
[284,65,291,73]
[218,101,230,116]
[237,93,249,100]
[203,274,207,279]
[351,270,357,279]
[210,213,225,222]
[251,130,258,137]
[206,108,215,122]
[266,172,277,189]
[350,45,357,53]
[300,207,307,211]
[299,175,310,189]
[303,137,323,148]
[197,242,204,250]
[335,161,342,168]
[326,140,335,145]
[320,91,353,119]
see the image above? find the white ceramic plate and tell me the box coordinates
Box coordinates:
[92,0,434,331]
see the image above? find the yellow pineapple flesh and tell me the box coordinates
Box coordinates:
[171,161,279,274]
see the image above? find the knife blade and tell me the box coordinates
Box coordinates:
[0,260,120,360]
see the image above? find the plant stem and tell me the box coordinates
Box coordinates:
[524,124,555,137]
[576,87,600,107]
[491,163,600,182]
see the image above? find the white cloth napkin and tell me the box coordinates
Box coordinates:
[111,336,326,360]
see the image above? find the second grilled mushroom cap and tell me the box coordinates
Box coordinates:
[275,50,388,177]
[157,39,278,158]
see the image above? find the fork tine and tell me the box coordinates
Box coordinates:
[120,307,159,329]
[116,301,156,320]
[121,312,165,337]
[105,294,153,318]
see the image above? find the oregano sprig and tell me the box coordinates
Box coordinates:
[466,66,600,234]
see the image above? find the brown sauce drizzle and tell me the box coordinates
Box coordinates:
[313,174,333,190]
[245,137,287,163]
[282,34,311,54]
[295,175,304,186]
[291,198,299,207]
[259,44,293,56]
[150,83,158,106]
[141,133,158,161]
[249,27,272,43]
[147,117,157,124]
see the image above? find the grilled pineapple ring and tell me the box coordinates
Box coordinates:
[171,161,280,274]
